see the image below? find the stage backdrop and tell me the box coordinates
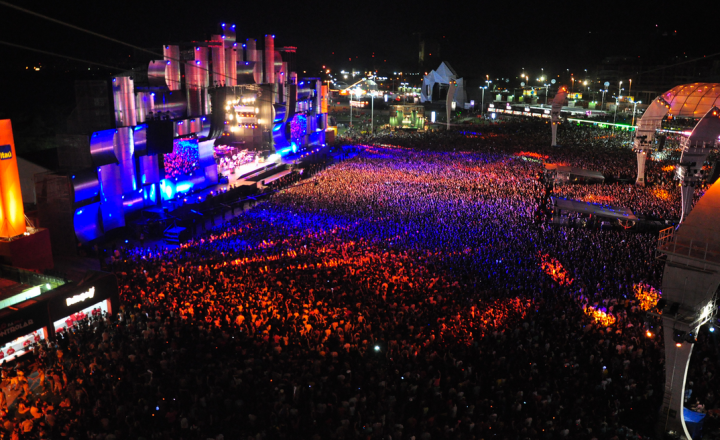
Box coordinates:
[0,120,26,238]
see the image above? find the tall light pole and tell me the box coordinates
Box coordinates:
[601,81,610,111]
[618,81,623,98]
[629,79,632,100]
[544,83,551,105]
[613,95,619,130]
[632,100,641,127]
[480,86,486,116]
[370,91,374,134]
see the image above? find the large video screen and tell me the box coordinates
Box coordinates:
[164,138,200,179]
[290,115,307,142]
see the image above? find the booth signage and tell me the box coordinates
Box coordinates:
[0,145,11,160]
[0,318,34,338]
[0,302,48,347]
[66,286,95,306]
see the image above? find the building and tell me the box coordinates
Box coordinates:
[0,267,118,363]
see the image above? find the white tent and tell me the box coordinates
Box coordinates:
[421,62,467,108]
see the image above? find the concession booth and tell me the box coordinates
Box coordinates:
[0,271,118,363]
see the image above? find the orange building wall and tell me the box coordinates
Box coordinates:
[0,120,26,238]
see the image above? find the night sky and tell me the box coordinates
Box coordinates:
[0,0,718,153]
[1,0,717,77]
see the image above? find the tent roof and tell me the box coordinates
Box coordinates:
[662,83,720,118]
[544,164,605,179]
[551,197,638,221]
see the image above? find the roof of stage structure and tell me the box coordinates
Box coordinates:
[551,197,639,222]
[662,83,720,118]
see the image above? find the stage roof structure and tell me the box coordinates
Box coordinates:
[661,83,720,118]
[551,197,638,221]
[420,62,467,108]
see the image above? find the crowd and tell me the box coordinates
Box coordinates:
[1,120,718,440]
[347,121,709,221]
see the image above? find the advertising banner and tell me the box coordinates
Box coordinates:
[0,120,26,238]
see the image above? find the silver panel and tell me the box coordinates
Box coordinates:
[71,168,100,203]
[223,27,236,86]
[139,154,160,185]
[112,76,136,127]
[237,61,256,84]
[175,120,191,137]
[148,60,169,89]
[256,51,264,84]
[100,193,125,231]
[99,162,122,197]
[225,46,237,87]
[246,39,263,84]
[222,24,236,45]
[194,46,209,88]
[163,45,181,91]
[211,37,226,87]
[90,128,118,166]
[114,127,137,194]
[74,202,102,244]
[264,35,275,84]
[133,124,147,156]
[135,91,154,123]
[187,118,201,134]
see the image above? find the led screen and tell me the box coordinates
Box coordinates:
[290,115,307,142]
[164,138,200,179]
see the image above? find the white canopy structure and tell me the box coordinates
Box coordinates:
[421,62,467,108]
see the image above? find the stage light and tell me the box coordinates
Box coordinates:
[374,345,380,352]
[646,331,653,338]
[710,327,716,333]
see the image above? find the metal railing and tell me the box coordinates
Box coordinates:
[656,227,720,266]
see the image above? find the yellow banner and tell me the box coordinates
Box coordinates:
[320,85,328,114]
[0,120,26,238]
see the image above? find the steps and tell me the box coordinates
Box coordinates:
[163,226,187,243]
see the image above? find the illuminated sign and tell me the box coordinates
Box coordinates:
[66,286,95,306]
[0,120,26,238]
[0,145,11,160]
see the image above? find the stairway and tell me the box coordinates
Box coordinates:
[163,226,187,243]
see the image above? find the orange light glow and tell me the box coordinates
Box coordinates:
[539,252,574,286]
[633,283,661,311]
[651,188,671,200]
[515,151,549,160]
[584,306,616,326]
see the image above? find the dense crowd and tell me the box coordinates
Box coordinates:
[2,121,719,440]
[347,121,707,221]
